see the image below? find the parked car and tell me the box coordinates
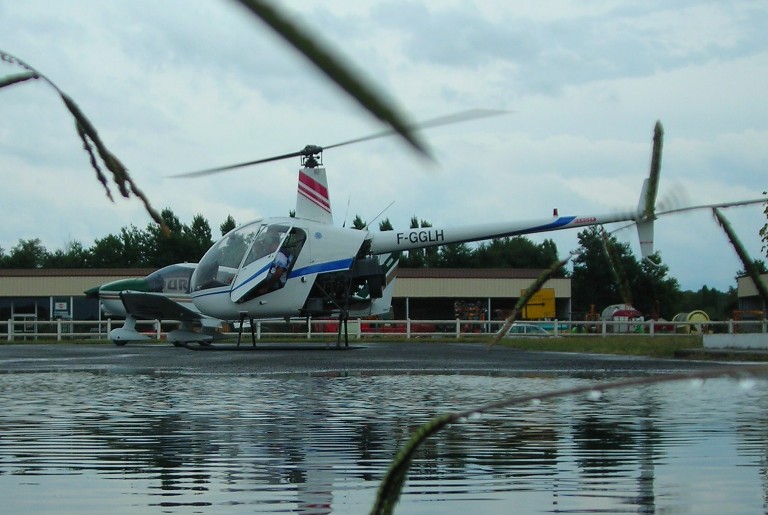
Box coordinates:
[505,323,551,337]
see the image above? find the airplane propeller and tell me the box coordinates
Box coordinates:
[171,108,507,179]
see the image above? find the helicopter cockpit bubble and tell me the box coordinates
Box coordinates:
[242,224,291,268]
[192,220,265,292]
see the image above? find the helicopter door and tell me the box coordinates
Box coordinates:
[229,225,292,303]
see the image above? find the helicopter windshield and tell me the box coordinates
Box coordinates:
[191,221,265,292]
[241,224,292,268]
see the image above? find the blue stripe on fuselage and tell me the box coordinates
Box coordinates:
[230,263,272,294]
[191,258,355,300]
[290,258,354,278]
[525,216,576,233]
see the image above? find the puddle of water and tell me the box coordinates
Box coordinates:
[0,372,766,514]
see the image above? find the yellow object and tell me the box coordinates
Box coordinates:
[672,310,710,334]
[521,288,556,319]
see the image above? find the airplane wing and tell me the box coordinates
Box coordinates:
[119,291,203,322]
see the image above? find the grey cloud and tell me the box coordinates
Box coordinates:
[322,1,768,98]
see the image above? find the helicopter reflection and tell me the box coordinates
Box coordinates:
[0,374,767,513]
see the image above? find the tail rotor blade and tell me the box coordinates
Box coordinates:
[643,121,663,219]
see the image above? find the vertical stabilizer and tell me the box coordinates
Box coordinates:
[636,217,655,259]
[296,167,333,224]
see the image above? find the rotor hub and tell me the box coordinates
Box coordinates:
[300,145,323,168]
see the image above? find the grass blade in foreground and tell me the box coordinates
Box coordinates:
[370,365,768,515]
[0,50,167,234]
[489,253,575,348]
[714,208,768,308]
[235,0,430,159]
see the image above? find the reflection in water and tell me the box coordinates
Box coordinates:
[0,372,766,513]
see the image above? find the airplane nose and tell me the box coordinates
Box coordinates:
[98,278,150,294]
[84,285,101,298]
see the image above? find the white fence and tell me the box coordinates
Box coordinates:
[1,317,766,342]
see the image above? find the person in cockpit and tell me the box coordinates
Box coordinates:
[256,233,290,295]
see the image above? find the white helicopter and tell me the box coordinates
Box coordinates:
[91,111,501,346]
[121,117,763,348]
[184,149,655,348]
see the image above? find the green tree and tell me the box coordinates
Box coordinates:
[89,234,126,268]
[220,215,237,236]
[676,286,737,320]
[119,225,152,266]
[145,208,213,267]
[351,215,367,230]
[632,254,680,317]
[473,237,563,273]
[437,243,474,268]
[43,240,91,268]
[571,226,680,318]
[87,211,214,268]
[186,214,214,261]
[3,238,49,268]
[148,208,183,266]
[400,217,438,267]
[87,226,151,268]
[571,227,628,316]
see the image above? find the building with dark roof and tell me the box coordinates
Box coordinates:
[0,268,572,323]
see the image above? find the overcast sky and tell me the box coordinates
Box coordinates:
[1,0,766,292]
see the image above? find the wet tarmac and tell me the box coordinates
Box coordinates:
[0,341,733,377]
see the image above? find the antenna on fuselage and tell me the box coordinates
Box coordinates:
[342,195,351,228]
[365,200,395,231]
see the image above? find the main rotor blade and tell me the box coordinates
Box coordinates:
[172,108,508,179]
[323,108,509,151]
[169,150,305,178]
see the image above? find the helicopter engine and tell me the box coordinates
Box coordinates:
[302,255,386,316]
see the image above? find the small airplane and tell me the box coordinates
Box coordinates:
[84,262,224,345]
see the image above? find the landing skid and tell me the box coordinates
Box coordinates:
[333,310,349,349]
[235,312,257,348]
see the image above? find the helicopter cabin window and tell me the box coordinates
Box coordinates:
[192,221,306,293]
[244,225,306,294]
[242,224,291,268]
[192,221,264,291]
[257,226,306,294]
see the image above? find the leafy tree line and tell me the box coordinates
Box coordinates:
[1,211,741,319]
[0,209,235,269]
